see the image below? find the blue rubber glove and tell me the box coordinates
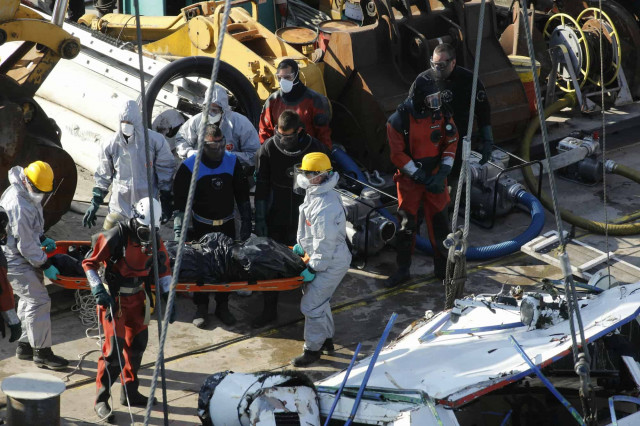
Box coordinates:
[301,267,315,282]
[40,237,56,253]
[83,187,105,228]
[43,264,60,280]
[292,244,305,256]
[91,283,115,310]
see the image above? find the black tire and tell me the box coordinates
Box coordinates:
[143,56,262,129]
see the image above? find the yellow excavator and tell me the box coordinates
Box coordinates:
[0,0,79,227]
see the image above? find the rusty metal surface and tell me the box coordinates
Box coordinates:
[0,77,77,229]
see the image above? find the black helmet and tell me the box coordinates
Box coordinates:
[411,75,442,114]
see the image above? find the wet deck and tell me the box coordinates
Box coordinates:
[2,106,640,424]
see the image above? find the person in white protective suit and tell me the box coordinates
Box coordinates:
[83,100,176,229]
[0,161,69,370]
[174,84,260,168]
[291,152,351,367]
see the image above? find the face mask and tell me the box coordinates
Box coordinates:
[275,130,299,151]
[121,123,135,137]
[296,174,310,190]
[425,92,441,110]
[279,78,295,94]
[208,113,222,124]
[29,192,44,203]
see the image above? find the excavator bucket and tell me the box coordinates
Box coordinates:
[0,1,79,228]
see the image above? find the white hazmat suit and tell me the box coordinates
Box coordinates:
[0,167,52,348]
[297,172,351,351]
[175,84,260,167]
[94,100,175,219]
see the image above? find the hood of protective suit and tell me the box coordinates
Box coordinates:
[205,84,231,116]
[304,171,339,196]
[118,100,144,145]
[7,166,38,206]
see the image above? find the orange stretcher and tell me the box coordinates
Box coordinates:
[48,241,305,292]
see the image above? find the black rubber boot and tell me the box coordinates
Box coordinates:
[434,256,448,280]
[193,303,209,329]
[384,230,413,288]
[384,267,411,288]
[33,347,69,370]
[94,401,115,423]
[16,342,33,360]
[251,292,278,328]
[215,293,236,326]
[121,386,157,407]
[291,349,322,367]
[321,338,335,354]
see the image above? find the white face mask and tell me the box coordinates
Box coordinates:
[296,174,310,190]
[121,123,135,137]
[208,113,222,124]
[280,78,295,94]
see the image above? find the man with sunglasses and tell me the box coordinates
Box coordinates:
[175,84,260,170]
[259,59,332,150]
[83,197,174,422]
[385,75,459,288]
[173,124,252,328]
[413,43,493,197]
[252,110,329,328]
[0,161,69,369]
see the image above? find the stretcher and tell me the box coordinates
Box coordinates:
[48,241,305,292]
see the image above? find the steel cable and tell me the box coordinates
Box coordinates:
[519,0,593,421]
[141,0,234,423]
[446,0,488,302]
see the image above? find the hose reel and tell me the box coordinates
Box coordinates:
[543,9,622,93]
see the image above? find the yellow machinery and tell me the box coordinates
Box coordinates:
[0,0,80,227]
[81,1,326,104]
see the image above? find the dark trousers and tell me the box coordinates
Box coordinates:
[192,220,235,309]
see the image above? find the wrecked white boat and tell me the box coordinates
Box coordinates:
[314,283,640,425]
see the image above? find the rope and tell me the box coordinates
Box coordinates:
[130,0,170,423]
[142,0,234,422]
[519,0,594,421]
[445,0,488,305]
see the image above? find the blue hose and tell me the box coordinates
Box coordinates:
[331,149,545,260]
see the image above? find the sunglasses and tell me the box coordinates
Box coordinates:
[430,58,452,71]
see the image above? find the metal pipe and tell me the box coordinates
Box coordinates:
[51,0,70,26]
[323,343,362,426]
[345,313,398,425]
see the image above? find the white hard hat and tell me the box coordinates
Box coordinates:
[134,197,161,228]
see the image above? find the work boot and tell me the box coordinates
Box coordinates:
[291,349,322,367]
[192,303,209,328]
[121,387,157,407]
[16,342,33,360]
[321,338,335,354]
[94,401,115,423]
[33,347,69,370]
[434,257,448,280]
[383,267,410,288]
[215,305,237,326]
[251,292,278,329]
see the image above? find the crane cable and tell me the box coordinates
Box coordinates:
[140,0,234,423]
[444,0,489,308]
[519,0,594,422]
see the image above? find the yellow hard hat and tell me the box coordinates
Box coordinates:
[24,161,54,193]
[300,152,332,172]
